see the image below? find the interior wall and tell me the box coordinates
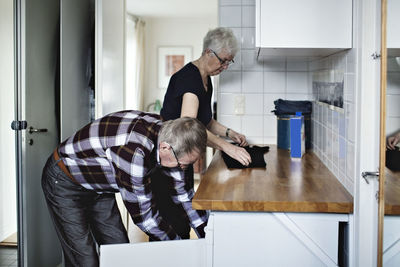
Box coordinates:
[0,0,17,242]
[217,0,313,145]
[386,58,400,135]
[142,17,217,111]
[310,50,357,195]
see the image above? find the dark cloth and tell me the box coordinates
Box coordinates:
[149,165,196,241]
[272,99,312,116]
[222,145,270,169]
[42,154,129,267]
[160,62,213,126]
[386,148,400,171]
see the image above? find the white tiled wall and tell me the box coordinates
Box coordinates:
[217,0,313,145]
[217,0,358,194]
[386,58,400,135]
[310,50,357,194]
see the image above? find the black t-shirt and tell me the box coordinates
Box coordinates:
[160,62,213,126]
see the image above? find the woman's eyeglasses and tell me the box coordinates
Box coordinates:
[210,49,234,66]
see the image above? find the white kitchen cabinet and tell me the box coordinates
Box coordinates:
[255,0,352,60]
[100,211,350,267]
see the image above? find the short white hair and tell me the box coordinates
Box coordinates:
[203,27,239,56]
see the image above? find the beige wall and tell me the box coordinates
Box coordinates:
[0,0,17,241]
[142,17,217,111]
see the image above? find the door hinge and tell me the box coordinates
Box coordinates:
[371,52,381,60]
[11,120,27,131]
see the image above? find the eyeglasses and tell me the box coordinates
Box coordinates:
[169,145,185,170]
[210,49,234,66]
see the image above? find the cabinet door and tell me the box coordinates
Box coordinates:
[100,239,207,267]
[258,0,352,49]
[211,212,348,267]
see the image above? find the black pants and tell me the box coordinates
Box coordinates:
[149,165,194,241]
[41,155,129,267]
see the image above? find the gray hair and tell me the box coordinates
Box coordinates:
[158,117,207,157]
[203,27,239,56]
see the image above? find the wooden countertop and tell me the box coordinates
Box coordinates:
[193,145,353,213]
[385,168,400,215]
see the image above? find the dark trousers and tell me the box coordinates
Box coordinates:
[41,155,129,267]
[149,165,194,241]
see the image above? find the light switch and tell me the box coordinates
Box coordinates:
[234,95,245,115]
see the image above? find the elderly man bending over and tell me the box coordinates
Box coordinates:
[42,110,208,267]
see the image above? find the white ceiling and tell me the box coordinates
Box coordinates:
[126,0,218,19]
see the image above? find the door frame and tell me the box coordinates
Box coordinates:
[353,0,383,266]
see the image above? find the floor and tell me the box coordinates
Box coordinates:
[0,247,17,267]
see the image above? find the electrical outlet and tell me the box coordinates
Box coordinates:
[234,95,245,115]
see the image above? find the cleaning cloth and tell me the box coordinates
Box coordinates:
[221,145,270,169]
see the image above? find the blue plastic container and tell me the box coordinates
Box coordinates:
[277,115,293,150]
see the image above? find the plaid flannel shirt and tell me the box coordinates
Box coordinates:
[58,110,208,240]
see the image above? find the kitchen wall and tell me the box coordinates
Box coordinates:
[387,57,400,135]
[217,0,358,194]
[310,50,357,194]
[142,17,217,110]
[217,0,313,145]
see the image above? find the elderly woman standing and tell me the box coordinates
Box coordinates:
[161,27,252,166]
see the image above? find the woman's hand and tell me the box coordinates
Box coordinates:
[387,133,400,150]
[228,129,248,147]
[224,142,252,166]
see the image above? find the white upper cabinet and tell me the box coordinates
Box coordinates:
[256,0,352,60]
[388,0,400,56]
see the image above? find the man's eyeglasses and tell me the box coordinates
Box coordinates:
[169,145,185,170]
[210,49,234,66]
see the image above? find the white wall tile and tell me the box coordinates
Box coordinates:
[242,71,263,93]
[287,61,308,71]
[346,49,356,74]
[332,110,339,134]
[242,27,255,49]
[220,0,242,5]
[241,49,263,71]
[242,6,255,27]
[219,6,241,27]
[286,94,313,101]
[264,60,286,71]
[388,58,400,72]
[386,117,400,136]
[387,72,400,95]
[344,73,355,103]
[247,136,264,144]
[230,27,242,49]
[345,102,356,143]
[229,51,242,71]
[219,114,242,133]
[264,115,277,137]
[220,71,241,93]
[339,112,346,137]
[387,94,400,117]
[264,72,286,93]
[242,115,263,136]
[346,141,355,182]
[264,136,276,145]
[244,93,263,114]
[218,93,237,115]
[242,0,255,5]
[339,136,346,176]
[264,93,285,114]
[287,72,309,94]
